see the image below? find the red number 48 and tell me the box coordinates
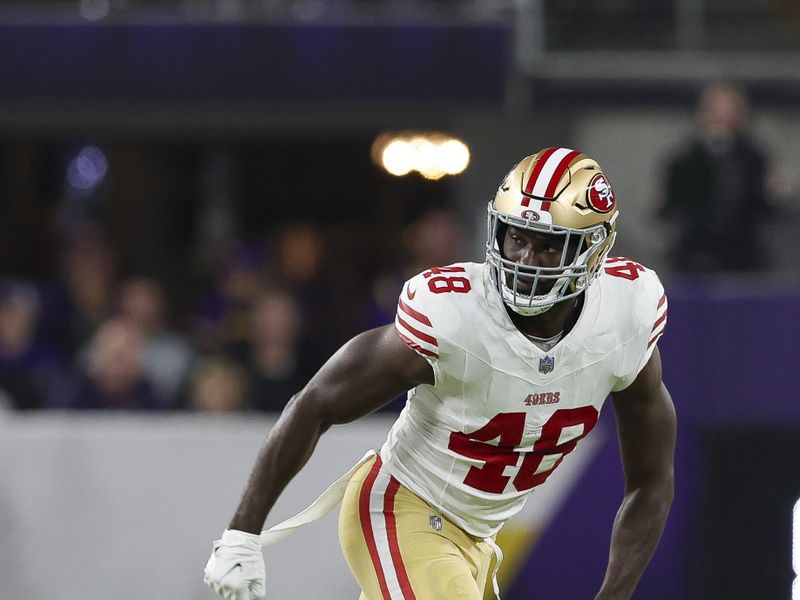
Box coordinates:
[448,408,599,493]
[604,256,645,281]
[423,266,472,294]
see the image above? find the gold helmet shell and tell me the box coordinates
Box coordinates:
[486,147,618,315]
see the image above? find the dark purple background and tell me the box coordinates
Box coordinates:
[0,23,508,103]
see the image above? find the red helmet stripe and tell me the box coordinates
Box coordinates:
[543,149,582,198]
[524,147,558,195]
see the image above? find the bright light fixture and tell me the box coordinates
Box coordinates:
[372,132,470,179]
[382,140,414,176]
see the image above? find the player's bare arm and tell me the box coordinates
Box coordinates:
[229,324,434,535]
[596,346,676,600]
[204,325,433,599]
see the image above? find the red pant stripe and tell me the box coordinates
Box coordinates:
[359,457,392,600]
[383,477,417,599]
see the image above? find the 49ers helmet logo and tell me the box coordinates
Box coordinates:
[587,173,615,213]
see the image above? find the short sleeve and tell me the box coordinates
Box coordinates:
[611,272,668,392]
[394,277,440,365]
[640,277,668,370]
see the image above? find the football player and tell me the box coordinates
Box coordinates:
[204,148,676,600]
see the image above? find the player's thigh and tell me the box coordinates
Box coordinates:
[339,456,490,600]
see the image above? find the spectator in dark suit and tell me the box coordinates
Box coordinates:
[661,82,772,273]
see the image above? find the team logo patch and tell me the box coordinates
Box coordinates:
[587,173,615,213]
[521,209,540,222]
[538,355,555,374]
[429,515,443,531]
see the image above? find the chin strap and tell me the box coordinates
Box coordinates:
[507,301,555,317]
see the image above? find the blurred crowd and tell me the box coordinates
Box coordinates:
[0,210,465,413]
[3,82,796,415]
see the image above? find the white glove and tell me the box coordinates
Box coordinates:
[204,529,266,600]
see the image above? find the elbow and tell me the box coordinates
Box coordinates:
[285,385,340,433]
[280,387,334,434]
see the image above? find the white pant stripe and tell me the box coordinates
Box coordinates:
[368,466,406,599]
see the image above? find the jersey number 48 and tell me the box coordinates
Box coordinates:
[447,408,599,493]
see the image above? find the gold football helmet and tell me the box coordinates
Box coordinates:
[486,147,619,316]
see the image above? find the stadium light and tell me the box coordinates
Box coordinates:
[372,131,470,179]
[382,140,414,176]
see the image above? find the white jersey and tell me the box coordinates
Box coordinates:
[381,258,667,538]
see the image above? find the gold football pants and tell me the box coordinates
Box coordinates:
[338,455,496,600]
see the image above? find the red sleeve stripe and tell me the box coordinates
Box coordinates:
[657,293,667,310]
[396,314,438,347]
[651,310,668,332]
[396,331,439,358]
[647,331,664,350]
[397,297,432,327]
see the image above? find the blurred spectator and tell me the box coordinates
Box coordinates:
[39,223,119,356]
[660,82,772,272]
[118,277,195,407]
[227,288,306,412]
[0,282,63,410]
[366,209,466,329]
[269,222,337,369]
[274,223,324,288]
[192,240,266,354]
[56,318,161,410]
[187,356,250,413]
[401,208,466,276]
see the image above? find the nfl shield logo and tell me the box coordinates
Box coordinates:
[538,355,555,374]
[429,515,443,531]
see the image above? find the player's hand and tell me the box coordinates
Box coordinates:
[204,529,265,600]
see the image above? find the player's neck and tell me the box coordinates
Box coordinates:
[506,294,584,340]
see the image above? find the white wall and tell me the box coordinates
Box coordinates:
[0,412,395,600]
